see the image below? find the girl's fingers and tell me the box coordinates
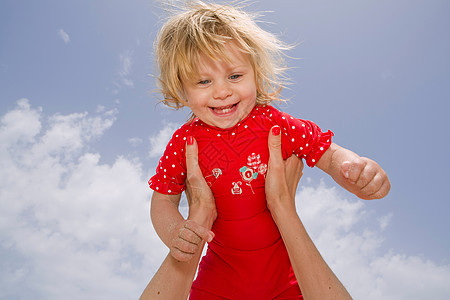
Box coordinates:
[184,220,215,243]
[364,173,391,200]
[341,158,366,184]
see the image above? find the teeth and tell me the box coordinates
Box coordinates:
[213,104,234,114]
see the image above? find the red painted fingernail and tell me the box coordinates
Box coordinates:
[187,136,194,145]
[272,126,280,136]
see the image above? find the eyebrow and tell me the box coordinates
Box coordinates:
[196,63,251,74]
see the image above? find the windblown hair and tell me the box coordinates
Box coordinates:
[155,0,291,109]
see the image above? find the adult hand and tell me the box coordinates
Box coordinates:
[169,136,217,262]
[265,125,304,213]
[185,136,218,226]
[265,126,353,299]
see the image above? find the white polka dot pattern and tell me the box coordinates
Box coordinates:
[148,105,333,194]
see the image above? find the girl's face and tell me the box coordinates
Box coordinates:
[181,43,257,129]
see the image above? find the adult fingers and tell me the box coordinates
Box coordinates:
[285,155,304,182]
[285,155,304,198]
[185,136,211,204]
[266,125,290,210]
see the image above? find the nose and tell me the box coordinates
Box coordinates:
[213,80,232,100]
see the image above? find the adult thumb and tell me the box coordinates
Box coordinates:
[268,126,283,166]
[185,136,200,177]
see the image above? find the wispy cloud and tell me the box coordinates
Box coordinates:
[148,122,181,158]
[57,29,70,44]
[118,51,134,88]
[111,51,135,94]
[129,137,143,147]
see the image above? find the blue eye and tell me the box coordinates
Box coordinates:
[230,74,241,80]
[198,80,210,85]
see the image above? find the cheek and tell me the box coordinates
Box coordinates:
[187,102,206,116]
[242,85,257,102]
[245,80,258,98]
[185,91,207,108]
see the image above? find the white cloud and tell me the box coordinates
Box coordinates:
[1,101,449,299]
[148,122,181,158]
[118,51,134,88]
[296,183,450,299]
[377,212,393,231]
[57,29,70,44]
[111,51,135,94]
[0,99,41,145]
[0,100,166,299]
[129,137,143,147]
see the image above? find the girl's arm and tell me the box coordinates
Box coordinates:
[150,192,182,247]
[151,192,202,261]
[315,143,390,200]
[266,126,353,299]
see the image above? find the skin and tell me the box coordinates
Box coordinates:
[150,137,216,262]
[316,144,391,200]
[141,137,216,299]
[151,43,390,262]
[182,42,257,129]
[141,128,353,299]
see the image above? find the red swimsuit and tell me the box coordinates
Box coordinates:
[149,105,333,299]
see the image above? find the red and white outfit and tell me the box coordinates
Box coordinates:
[149,105,333,299]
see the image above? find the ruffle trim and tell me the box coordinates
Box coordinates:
[304,130,334,168]
[148,176,185,195]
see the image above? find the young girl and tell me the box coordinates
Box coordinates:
[149,1,390,299]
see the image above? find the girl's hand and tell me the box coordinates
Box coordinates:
[341,157,390,200]
[169,219,214,262]
[169,136,217,262]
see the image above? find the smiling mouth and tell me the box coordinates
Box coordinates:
[210,103,238,115]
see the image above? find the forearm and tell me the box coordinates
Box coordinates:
[317,143,358,189]
[140,239,205,300]
[151,192,184,247]
[271,205,352,300]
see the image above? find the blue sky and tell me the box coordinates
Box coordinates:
[1,0,449,299]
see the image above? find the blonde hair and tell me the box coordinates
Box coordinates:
[155,0,291,110]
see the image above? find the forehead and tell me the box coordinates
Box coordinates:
[195,42,252,73]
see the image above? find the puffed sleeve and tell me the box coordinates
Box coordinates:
[278,111,334,167]
[148,127,187,195]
